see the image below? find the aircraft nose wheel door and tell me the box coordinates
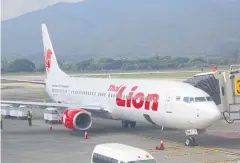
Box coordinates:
[165,94,172,113]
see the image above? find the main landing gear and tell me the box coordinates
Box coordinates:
[184,129,198,146]
[122,120,136,128]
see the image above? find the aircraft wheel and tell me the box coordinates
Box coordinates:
[122,120,129,128]
[185,137,198,146]
[185,138,191,146]
[130,121,136,128]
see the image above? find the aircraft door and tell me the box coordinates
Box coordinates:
[165,94,172,113]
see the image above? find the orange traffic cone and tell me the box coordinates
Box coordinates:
[49,125,52,131]
[84,131,88,139]
[155,146,160,150]
[159,140,165,150]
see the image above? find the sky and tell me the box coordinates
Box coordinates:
[1,0,85,21]
[1,0,238,21]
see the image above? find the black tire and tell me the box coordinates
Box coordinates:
[185,138,191,146]
[130,122,136,128]
[185,137,198,146]
[122,121,129,128]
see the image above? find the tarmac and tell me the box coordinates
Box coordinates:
[1,83,240,163]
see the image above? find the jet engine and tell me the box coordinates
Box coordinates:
[61,109,92,130]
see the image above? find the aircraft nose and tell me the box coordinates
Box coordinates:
[209,109,221,121]
[196,103,221,129]
[207,105,221,122]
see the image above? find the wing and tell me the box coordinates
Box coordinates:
[0,100,108,113]
[1,78,45,85]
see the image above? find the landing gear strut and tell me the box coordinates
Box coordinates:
[122,120,136,128]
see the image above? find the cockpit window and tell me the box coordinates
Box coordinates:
[183,96,213,103]
[206,96,213,101]
[189,97,194,102]
[183,97,189,103]
[183,97,194,103]
[195,97,206,102]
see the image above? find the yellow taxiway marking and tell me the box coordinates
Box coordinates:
[196,147,240,157]
[164,151,212,159]
[164,145,190,151]
[130,133,240,157]
[197,158,240,163]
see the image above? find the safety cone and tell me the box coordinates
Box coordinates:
[155,146,160,150]
[49,125,52,131]
[159,140,165,150]
[84,131,88,139]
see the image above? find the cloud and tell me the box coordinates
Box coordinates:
[1,0,85,21]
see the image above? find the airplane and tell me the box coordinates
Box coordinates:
[1,24,221,147]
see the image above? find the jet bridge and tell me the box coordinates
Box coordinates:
[184,65,240,124]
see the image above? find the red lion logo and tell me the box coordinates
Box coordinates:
[45,48,52,71]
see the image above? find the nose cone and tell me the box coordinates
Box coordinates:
[197,103,221,129]
[208,107,221,122]
[204,103,221,124]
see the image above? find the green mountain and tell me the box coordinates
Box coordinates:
[2,0,240,63]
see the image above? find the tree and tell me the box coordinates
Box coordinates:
[1,57,9,73]
[76,59,92,70]
[36,64,45,72]
[231,50,239,64]
[8,59,36,72]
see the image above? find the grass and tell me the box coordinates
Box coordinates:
[1,72,46,77]
[85,71,198,79]
[1,71,204,80]
[1,65,230,80]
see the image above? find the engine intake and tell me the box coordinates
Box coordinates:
[62,109,92,131]
[73,111,92,130]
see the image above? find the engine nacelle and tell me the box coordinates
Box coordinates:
[61,108,92,130]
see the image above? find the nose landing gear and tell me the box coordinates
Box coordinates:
[185,137,198,146]
[184,129,198,146]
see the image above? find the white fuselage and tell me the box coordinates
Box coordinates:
[45,75,221,130]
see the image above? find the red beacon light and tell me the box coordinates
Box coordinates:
[212,65,217,72]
